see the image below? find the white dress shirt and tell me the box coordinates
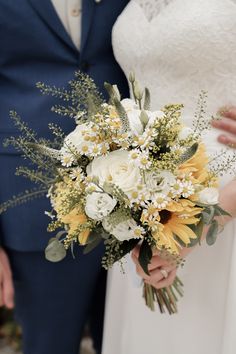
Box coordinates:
[51,0,82,49]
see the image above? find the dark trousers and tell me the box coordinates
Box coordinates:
[7,245,107,354]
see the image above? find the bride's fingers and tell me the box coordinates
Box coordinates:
[217,134,236,148]
[132,252,165,274]
[219,106,236,120]
[145,269,177,290]
[212,117,236,135]
[131,246,141,259]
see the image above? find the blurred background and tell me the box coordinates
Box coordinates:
[0,309,94,354]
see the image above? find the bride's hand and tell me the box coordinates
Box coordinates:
[212,106,236,147]
[131,247,179,289]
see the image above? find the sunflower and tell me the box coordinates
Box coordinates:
[152,200,202,254]
[179,143,209,184]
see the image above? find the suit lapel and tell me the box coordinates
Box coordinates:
[28,0,78,53]
[81,0,95,54]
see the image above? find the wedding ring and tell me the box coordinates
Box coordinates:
[160,268,169,279]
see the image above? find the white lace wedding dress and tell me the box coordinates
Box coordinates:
[102,1,236,354]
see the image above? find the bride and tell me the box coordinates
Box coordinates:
[102,1,236,354]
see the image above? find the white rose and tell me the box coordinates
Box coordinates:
[145,170,176,195]
[146,110,165,128]
[198,187,219,205]
[102,217,138,241]
[61,122,92,154]
[178,127,194,140]
[87,150,141,194]
[85,192,117,221]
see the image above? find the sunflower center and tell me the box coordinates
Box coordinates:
[159,210,172,224]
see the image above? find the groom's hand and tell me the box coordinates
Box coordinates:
[0,248,14,308]
[131,247,177,290]
[212,106,236,147]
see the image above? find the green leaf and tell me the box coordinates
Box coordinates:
[178,143,198,164]
[206,220,219,246]
[83,236,102,255]
[114,239,140,263]
[113,97,130,132]
[201,206,215,225]
[188,217,204,246]
[214,205,231,217]
[143,88,151,110]
[138,240,153,276]
[45,239,67,262]
[104,82,115,100]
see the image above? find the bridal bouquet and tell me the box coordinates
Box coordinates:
[1,72,234,314]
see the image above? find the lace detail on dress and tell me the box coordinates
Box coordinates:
[134,0,174,21]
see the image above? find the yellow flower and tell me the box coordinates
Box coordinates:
[78,229,91,245]
[179,143,209,184]
[61,207,88,239]
[152,200,202,254]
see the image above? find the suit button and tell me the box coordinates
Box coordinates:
[80,61,90,71]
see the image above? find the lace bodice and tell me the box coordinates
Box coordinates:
[135,0,236,21]
[112,0,236,182]
[134,0,174,21]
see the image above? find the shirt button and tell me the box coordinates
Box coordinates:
[71,8,80,17]
[80,61,90,71]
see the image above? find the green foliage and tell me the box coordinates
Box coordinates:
[138,239,152,275]
[37,71,104,122]
[113,97,130,133]
[45,237,67,262]
[102,237,139,269]
[143,87,151,110]
[0,187,47,214]
[206,220,219,246]
[178,143,198,164]
[193,91,211,134]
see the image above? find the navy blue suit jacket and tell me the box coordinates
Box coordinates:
[0,0,129,251]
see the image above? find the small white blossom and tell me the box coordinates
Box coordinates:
[102,217,142,241]
[60,148,75,167]
[154,193,170,209]
[181,180,195,198]
[69,167,84,180]
[170,180,184,197]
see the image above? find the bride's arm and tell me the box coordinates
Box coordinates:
[132,179,236,290]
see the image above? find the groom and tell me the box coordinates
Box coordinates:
[0,1,129,354]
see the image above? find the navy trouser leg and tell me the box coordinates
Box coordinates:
[7,245,106,354]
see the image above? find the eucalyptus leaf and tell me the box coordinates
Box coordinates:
[206,220,219,246]
[45,239,67,262]
[83,237,102,255]
[138,240,153,276]
[55,230,67,240]
[178,143,198,164]
[214,205,231,217]
[202,206,215,225]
